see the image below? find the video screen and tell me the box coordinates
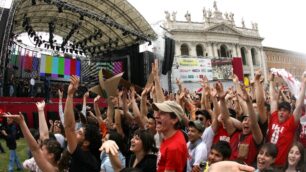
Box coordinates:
[39,54,81,81]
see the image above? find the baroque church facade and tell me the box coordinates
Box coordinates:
[162,1,267,82]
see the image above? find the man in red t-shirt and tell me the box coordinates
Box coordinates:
[267,74,306,167]
[153,101,188,172]
[216,81,263,165]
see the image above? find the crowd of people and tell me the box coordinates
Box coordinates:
[0,59,306,172]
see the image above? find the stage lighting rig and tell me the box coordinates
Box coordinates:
[41,0,154,44]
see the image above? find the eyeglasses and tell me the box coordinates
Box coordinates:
[196,117,204,121]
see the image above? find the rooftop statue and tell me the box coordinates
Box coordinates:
[165,11,170,21]
[203,7,207,19]
[229,13,234,21]
[185,11,191,22]
[213,1,218,11]
[172,11,177,22]
[241,18,245,28]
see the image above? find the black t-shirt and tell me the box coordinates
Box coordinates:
[128,154,157,172]
[4,124,17,150]
[69,146,100,172]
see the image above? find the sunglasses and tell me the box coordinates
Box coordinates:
[196,117,204,121]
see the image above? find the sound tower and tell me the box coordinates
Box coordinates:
[0,8,10,56]
[137,51,155,87]
[162,37,175,75]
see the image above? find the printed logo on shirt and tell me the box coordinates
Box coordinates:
[219,136,230,142]
[270,124,284,144]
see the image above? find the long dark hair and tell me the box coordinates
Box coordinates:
[283,142,305,172]
[133,129,158,154]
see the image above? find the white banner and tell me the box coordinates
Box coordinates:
[172,58,213,83]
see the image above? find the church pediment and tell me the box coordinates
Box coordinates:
[205,24,241,35]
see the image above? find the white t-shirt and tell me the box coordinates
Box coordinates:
[186,140,207,172]
[201,126,215,156]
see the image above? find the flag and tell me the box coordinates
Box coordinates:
[270,68,302,99]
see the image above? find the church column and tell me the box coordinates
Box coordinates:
[175,42,181,56]
[213,43,219,58]
[236,44,241,57]
[190,43,197,57]
[207,42,213,58]
[259,47,268,83]
[247,48,254,80]
[232,44,238,57]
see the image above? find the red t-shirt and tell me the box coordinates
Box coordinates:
[157,130,188,172]
[267,111,297,166]
[299,113,306,147]
[230,132,258,165]
[213,127,230,143]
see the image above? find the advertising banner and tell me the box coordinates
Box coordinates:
[172,57,213,83]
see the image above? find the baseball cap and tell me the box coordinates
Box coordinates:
[188,120,205,133]
[153,101,184,121]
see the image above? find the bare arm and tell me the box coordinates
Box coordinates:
[4,113,57,172]
[269,73,278,113]
[254,71,267,124]
[240,84,263,145]
[81,92,89,118]
[100,140,122,172]
[216,81,236,135]
[130,86,145,129]
[293,75,306,124]
[93,95,104,125]
[210,88,220,133]
[37,101,49,141]
[58,89,65,125]
[152,59,165,103]
[114,109,125,138]
[64,75,79,154]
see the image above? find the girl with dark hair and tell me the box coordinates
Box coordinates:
[101,129,157,172]
[283,142,305,172]
[255,143,278,172]
[128,129,157,172]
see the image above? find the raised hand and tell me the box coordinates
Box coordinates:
[152,59,159,77]
[84,91,89,98]
[2,112,24,124]
[238,83,251,102]
[67,75,79,97]
[215,81,227,99]
[94,95,101,103]
[176,78,182,86]
[58,89,63,99]
[99,140,119,155]
[200,75,209,87]
[130,86,136,100]
[269,72,275,82]
[36,101,45,111]
[49,119,54,126]
[232,74,239,83]
[210,87,217,98]
[255,70,262,81]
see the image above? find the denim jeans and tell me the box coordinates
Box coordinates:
[8,149,22,172]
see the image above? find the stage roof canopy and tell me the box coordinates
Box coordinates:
[12,0,156,57]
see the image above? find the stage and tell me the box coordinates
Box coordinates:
[0,97,107,128]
